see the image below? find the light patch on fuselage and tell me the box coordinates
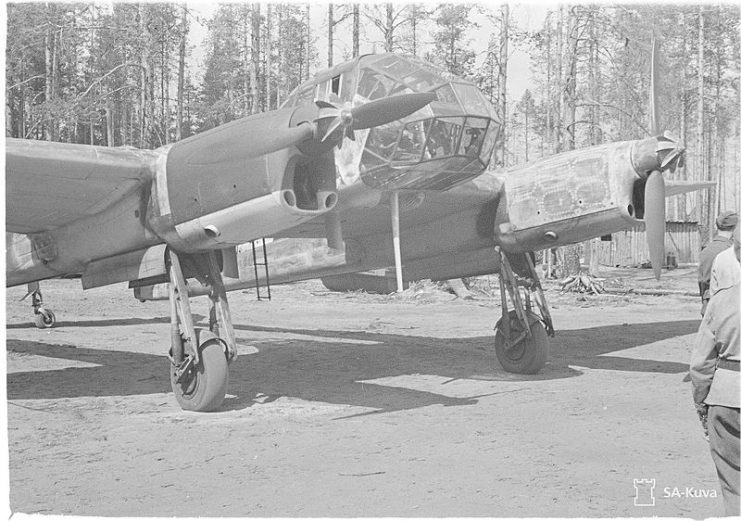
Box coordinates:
[7,352,101,373]
[505,145,613,229]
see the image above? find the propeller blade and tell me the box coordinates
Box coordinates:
[661,148,682,169]
[664,130,679,142]
[193,123,315,164]
[644,171,666,279]
[263,123,315,154]
[655,140,676,152]
[321,117,344,142]
[649,37,660,136]
[352,92,436,130]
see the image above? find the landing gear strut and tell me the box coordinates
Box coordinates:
[166,249,237,412]
[494,247,554,374]
[25,282,56,329]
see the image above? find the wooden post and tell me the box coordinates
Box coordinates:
[391,191,403,292]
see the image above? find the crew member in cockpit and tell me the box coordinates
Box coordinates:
[463,128,481,157]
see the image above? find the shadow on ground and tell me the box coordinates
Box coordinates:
[7,319,697,414]
[6,314,206,329]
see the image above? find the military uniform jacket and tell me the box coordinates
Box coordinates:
[691,282,740,408]
[699,237,733,296]
[710,247,741,296]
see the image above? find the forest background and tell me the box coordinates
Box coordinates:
[5,2,740,248]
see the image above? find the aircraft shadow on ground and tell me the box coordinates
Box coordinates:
[6,319,697,414]
[6,315,204,329]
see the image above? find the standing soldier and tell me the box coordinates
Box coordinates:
[698,211,738,315]
[690,226,740,516]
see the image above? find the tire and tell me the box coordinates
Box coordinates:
[170,334,229,412]
[34,308,56,329]
[494,310,548,374]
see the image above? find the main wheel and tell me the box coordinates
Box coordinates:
[170,336,229,412]
[34,308,56,329]
[494,310,548,374]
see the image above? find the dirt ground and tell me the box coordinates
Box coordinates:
[4,266,728,517]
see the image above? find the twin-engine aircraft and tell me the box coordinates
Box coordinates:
[6,52,705,412]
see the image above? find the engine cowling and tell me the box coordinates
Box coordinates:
[146,107,338,251]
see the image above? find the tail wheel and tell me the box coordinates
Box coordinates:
[494,310,548,374]
[170,337,229,412]
[34,308,56,329]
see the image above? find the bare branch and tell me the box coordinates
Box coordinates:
[77,63,140,100]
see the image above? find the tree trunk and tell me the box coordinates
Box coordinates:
[678,10,688,219]
[138,4,150,148]
[411,5,418,56]
[554,6,563,153]
[545,13,552,154]
[385,4,393,52]
[265,4,272,110]
[697,6,707,242]
[176,4,187,141]
[44,3,55,141]
[352,5,360,58]
[305,5,311,81]
[243,7,250,115]
[563,6,578,152]
[588,8,598,147]
[160,33,167,145]
[276,6,283,107]
[250,4,261,114]
[562,6,581,276]
[712,7,722,217]
[498,4,509,165]
[327,3,334,68]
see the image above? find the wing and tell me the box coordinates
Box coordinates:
[6,138,156,234]
[273,180,497,241]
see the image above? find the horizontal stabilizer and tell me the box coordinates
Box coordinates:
[664,180,715,198]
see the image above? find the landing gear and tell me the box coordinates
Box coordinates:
[170,332,229,412]
[25,283,56,329]
[493,247,554,374]
[166,249,237,412]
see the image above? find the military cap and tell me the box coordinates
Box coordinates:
[716,211,739,231]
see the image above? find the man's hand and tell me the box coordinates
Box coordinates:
[695,402,709,441]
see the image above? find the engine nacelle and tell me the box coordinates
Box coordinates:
[493,141,643,253]
[146,107,337,252]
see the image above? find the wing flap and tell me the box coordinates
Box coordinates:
[6,138,156,234]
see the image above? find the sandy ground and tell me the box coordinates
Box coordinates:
[4,267,728,518]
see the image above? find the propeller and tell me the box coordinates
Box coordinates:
[317,92,437,144]
[644,36,667,279]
